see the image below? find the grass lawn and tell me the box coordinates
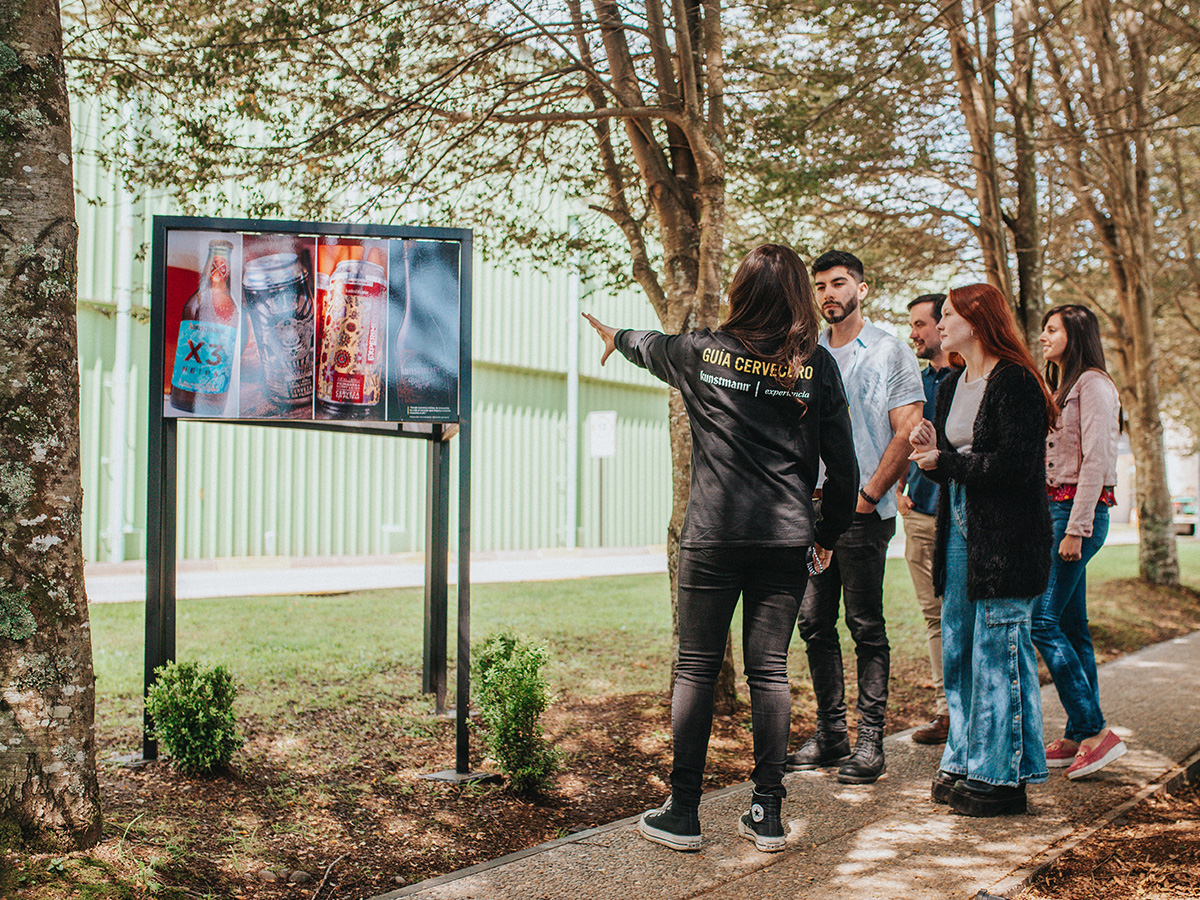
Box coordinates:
[90,540,1200,746]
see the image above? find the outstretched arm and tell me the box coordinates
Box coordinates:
[582,313,618,366]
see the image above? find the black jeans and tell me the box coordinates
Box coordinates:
[798,512,895,732]
[671,546,809,806]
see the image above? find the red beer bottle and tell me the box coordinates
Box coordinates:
[170,240,238,414]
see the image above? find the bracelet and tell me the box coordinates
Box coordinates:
[859,487,880,506]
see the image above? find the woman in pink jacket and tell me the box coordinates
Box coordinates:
[1031,304,1126,780]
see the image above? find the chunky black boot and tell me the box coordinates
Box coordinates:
[948,779,1027,817]
[931,770,959,804]
[638,797,702,851]
[837,726,885,784]
[786,728,851,771]
[738,790,786,852]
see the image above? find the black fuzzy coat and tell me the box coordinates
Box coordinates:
[928,362,1052,601]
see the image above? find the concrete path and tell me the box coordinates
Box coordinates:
[82,524,1141,604]
[83,546,671,603]
[378,628,1200,900]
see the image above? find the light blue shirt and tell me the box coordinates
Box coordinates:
[819,320,925,520]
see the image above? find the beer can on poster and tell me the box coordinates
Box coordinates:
[317,258,387,416]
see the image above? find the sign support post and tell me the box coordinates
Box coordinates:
[142,215,478,779]
[423,428,450,712]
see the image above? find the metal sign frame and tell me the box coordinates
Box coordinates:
[145,215,476,775]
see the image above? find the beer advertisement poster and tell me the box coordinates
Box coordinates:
[156,219,465,428]
[164,231,244,419]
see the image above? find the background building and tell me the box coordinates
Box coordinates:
[72,99,672,565]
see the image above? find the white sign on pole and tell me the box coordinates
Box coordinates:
[587,410,618,458]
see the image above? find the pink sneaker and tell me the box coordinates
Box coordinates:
[1066,730,1127,780]
[1045,738,1080,767]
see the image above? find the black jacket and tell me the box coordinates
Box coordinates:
[615,328,858,550]
[928,362,1051,601]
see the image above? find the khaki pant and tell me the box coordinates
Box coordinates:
[902,508,948,716]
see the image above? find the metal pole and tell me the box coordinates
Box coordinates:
[143,416,176,761]
[108,102,135,562]
[143,222,177,761]
[598,457,604,548]
[423,427,450,710]
[565,216,580,549]
[455,238,474,775]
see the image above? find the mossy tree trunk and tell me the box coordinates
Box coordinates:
[0,0,102,851]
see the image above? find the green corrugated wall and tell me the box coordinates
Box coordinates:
[71,97,673,562]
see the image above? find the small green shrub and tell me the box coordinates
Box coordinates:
[145,660,243,775]
[473,631,560,794]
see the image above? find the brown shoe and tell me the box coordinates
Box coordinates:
[912,714,950,745]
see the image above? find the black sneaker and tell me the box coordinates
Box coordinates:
[786,730,851,771]
[638,798,701,851]
[737,790,787,852]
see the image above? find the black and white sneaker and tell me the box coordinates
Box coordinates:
[638,797,702,851]
[737,790,787,852]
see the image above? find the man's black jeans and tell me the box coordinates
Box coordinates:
[798,511,895,733]
[670,546,809,806]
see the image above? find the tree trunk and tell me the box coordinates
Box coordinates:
[1009,0,1044,348]
[942,0,1014,301]
[1040,0,1179,585]
[585,0,737,710]
[0,0,103,850]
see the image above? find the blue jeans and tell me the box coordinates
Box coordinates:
[940,483,1048,786]
[1030,500,1110,742]
[671,546,809,805]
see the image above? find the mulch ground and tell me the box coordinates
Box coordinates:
[6,663,933,900]
[1020,778,1200,899]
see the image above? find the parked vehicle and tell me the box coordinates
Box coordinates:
[1174,496,1197,536]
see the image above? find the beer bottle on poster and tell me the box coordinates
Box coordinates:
[393,241,455,416]
[170,240,238,414]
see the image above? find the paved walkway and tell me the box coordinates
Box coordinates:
[82,524,1142,604]
[377,628,1200,900]
[83,545,671,603]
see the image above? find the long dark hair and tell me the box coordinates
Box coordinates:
[1042,304,1112,407]
[719,244,819,389]
[948,283,1058,428]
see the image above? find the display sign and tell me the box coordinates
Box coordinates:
[587,410,618,458]
[154,218,467,425]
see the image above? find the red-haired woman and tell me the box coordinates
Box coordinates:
[909,283,1056,817]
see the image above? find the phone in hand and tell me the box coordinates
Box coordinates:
[807,546,825,576]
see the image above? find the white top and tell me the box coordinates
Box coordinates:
[944,373,988,453]
[827,340,857,373]
[816,321,925,519]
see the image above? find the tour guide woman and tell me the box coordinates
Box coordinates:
[584,244,857,852]
[909,283,1056,817]
[1032,304,1126,779]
